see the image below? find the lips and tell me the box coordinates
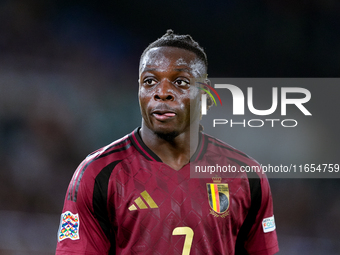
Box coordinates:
[151,106,177,121]
[152,111,176,121]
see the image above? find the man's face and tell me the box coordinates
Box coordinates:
[139,46,206,138]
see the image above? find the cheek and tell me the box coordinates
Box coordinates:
[139,88,155,121]
[178,89,201,113]
[138,89,148,112]
[139,87,151,103]
[187,88,201,109]
[189,87,200,100]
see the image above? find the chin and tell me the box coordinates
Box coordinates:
[151,123,181,141]
[154,130,179,141]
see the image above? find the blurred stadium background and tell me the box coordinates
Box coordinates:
[0,0,339,254]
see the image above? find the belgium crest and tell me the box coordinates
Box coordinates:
[206,177,229,217]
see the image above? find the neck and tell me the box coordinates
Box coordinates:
[140,122,200,170]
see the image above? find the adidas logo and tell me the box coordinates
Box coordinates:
[128,190,158,211]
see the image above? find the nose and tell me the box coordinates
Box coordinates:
[154,80,174,101]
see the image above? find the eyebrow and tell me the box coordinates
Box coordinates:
[174,68,191,72]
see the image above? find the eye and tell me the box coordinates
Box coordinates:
[143,78,157,86]
[174,79,190,87]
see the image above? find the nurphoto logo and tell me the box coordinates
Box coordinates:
[198,80,312,128]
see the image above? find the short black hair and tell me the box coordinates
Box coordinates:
[140,29,208,71]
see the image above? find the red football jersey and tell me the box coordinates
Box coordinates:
[56,128,279,255]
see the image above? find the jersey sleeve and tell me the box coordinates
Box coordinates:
[56,160,112,255]
[236,173,279,255]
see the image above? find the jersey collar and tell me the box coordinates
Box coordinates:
[128,127,207,163]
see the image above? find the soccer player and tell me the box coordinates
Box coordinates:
[56,30,279,255]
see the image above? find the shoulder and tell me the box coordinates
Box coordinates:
[82,133,133,173]
[67,131,135,202]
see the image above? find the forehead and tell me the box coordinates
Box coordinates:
[140,46,205,75]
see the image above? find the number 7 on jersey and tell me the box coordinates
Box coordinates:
[172,227,194,255]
